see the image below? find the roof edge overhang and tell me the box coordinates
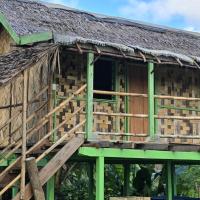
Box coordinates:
[0,12,53,45]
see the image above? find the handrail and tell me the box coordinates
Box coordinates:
[92,112,148,118]
[154,94,200,101]
[0,98,86,196]
[93,90,148,98]
[0,84,86,164]
[0,105,85,184]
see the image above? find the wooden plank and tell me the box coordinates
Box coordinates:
[26,157,45,200]
[12,135,84,200]
[20,70,28,200]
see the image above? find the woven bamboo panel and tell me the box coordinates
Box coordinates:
[0,58,49,147]
[55,52,86,137]
[0,28,14,55]
[55,54,126,141]
[156,66,200,144]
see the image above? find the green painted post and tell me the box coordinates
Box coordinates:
[123,164,130,196]
[12,184,19,198]
[86,52,94,140]
[88,162,94,200]
[172,164,177,197]
[46,176,55,200]
[167,161,173,200]
[96,156,104,200]
[148,62,155,139]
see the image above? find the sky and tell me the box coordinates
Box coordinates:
[43,0,200,32]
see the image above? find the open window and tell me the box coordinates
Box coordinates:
[93,59,114,100]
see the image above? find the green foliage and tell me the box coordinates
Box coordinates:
[176,165,200,198]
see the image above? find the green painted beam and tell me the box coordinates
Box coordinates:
[166,161,173,200]
[79,147,200,162]
[19,31,52,45]
[12,182,19,198]
[148,62,155,139]
[46,176,55,200]
[123,164,130,196]
[86,52,94,140]
[96,156,104,200]
[0,12,20,44]
[0,12,53,45]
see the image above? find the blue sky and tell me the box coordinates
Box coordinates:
[43,0,200,32]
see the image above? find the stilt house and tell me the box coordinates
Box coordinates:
[0,0,200,199]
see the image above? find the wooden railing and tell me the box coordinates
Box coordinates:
[0,84,87,197]
[93,89,200,142]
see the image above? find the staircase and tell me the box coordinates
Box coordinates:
[0,84,87,199]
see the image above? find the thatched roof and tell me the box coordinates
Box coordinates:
[1,0,200,65]
[0,44,57,85]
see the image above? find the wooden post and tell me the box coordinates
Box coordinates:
[20,70,28,200]
[166,161,173,200]
[46,176,55,200]
[26,157,45,200]
[88,162,94,200]
[148,62,155,139]
[86,52,94,140]
[123,164,130,196]
[96,156,104,200]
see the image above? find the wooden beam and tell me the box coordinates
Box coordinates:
[26,157,45,200]
[12,135,85,200]
[20,70,28,200]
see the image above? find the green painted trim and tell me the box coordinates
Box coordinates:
[159,105,200,112]
[46,176,55,200]
[20,31,52,45]
[86,52,94,140]
[154,67,158,136]
[0,12,20,44]
[79,147,200,161]
[96,156,104,200]
[123,164,130,196]
[148,62,155,139]
[0,12,53,45]
[167,161,173,200]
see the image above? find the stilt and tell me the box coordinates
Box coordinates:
[46,176,55,200]
[166,161,173,200]
[88,162,94,200]
[123,164,130,196]
[96,156,104,200]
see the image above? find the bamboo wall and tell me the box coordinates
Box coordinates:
[156,66,200,144]
[55,52,126,141]
[0,58,49,147]
[0,27,14,55]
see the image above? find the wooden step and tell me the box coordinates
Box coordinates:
[12,135,84,200]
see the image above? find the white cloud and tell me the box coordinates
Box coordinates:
[44,0,79,8]
[119,0,200,30]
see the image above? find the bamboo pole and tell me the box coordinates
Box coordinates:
[20,70,28,200]
[0,120,86,196]
[92,112,148,118]
[155,115,200,120]
[0,105,84,184]
[159,134,200,139]
[96,132,148,137]
[93,90,148,98]
[0,84,86,162]
[154,94,200,101]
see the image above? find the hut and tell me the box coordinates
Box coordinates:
[0,0,200,199]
